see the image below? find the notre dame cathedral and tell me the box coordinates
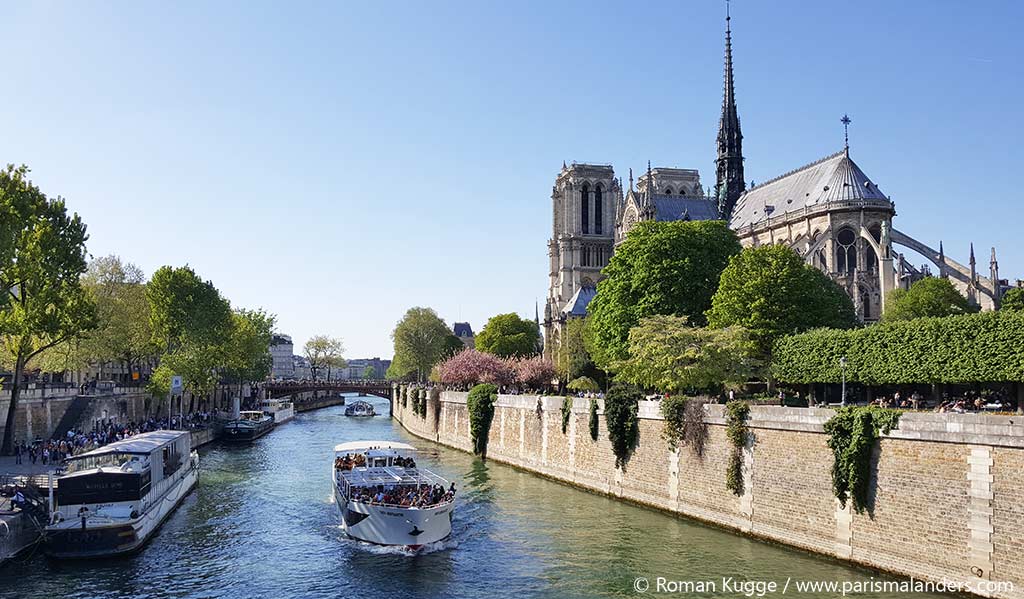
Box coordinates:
[543,8,1006,358]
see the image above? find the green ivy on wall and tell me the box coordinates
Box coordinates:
[561,396,572,434]
[467,383,498,458]
[823,406,901,513]
[588,399,599,441]
[660,396,708,456]
[604,383,642,468]
[724,401,750,496]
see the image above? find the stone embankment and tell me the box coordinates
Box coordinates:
[392,389,1023,599]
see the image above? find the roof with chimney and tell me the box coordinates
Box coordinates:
[453,322,474,338]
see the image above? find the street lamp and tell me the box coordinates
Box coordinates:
[839,356,848,407]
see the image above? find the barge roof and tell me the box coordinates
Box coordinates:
[67,430,189,460]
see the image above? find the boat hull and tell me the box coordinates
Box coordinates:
[333,483,451,548]
[222,420,274,442]
[44,461,198,559]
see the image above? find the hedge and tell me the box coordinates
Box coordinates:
[771,310,1024,385]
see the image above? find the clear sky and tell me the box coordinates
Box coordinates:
[3,1,1021,358]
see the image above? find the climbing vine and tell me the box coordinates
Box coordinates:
[724,400,750,496]
[561,396,572,434]
[467,383,498,458]
[588,399,599,440]
[604,383,642,468]
[400,385,408,408]
[412,387,428,418]
[660,396,708,456]
[823,406,902,513]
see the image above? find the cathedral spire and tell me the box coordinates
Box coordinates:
[715,0,745,221]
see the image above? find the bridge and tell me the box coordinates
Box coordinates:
[262,380,393,400]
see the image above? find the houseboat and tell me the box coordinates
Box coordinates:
[332,441,454,549]
[260,398,295,425]
[223,410,275,442]
[43,430,199,558]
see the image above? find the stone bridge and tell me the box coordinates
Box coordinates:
[262,380,393,400]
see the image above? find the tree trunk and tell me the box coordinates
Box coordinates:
[1,354,26,455]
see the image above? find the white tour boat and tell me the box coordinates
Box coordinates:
[332,441,454,549]
[44,430,199,558]
[260,398,295,425]
[344,400,376,418]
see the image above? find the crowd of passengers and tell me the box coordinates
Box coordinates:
[349,483,455,508]
[334,453,416,471]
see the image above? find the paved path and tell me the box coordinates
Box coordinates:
[0,456,56,477]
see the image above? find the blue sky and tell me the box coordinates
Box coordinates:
[3,1,1021,358]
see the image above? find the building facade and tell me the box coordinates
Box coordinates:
[269,334,295,380]
[543,9,1004,356]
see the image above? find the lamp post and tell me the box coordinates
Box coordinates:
[840,356,848,407]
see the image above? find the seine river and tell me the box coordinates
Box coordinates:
[2,396,947,599]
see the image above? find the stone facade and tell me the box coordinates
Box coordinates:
[393,390,1023,599]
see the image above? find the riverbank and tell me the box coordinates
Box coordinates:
[392,389,1023,599]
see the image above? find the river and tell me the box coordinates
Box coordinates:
[1,395,948,599]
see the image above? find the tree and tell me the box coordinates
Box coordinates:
[391,307,453,382]
[303,335,345,380]
[433,349,514,389]
[78,256,153,380]
[586,220,741,370]
[883,277,976,321]
[475,313,540,358]
[0,165,97,454]
[362,365,377,379]
[556,317,595,382]
[511,356,557,391]
[223,309,276,386]
[616,315,761,395]
[707,244,857,358]
[1001,287,1024,312]
[147,265,232,352]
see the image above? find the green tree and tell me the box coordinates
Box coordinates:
[362,365,377,379]
[223,309,276,386]
[707,244,857,358]
[586,220,741,370]
[1002,288,1024,312]
[616,315,761,395]
[556,317,595,382]
[0,165,97,454]
[883,277,976,321]
[475,312,540,358]
[391,307,453,382]
[78,256,154,380]
[147,265,232,352]
[304,335,345,380]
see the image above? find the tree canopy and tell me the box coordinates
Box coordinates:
[1001,287,1024,312]
[0,165,96,454]
[304,334,345,380]
[585,220,740,371]
[615,315,761,395]
[391,307,454,381]
[147,264,232,351]
[707,244,857,357]
[883,277,976,321]
[555,317,596,383]
[475,312,540,358]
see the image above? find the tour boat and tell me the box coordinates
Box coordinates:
[222,410,275,442]
[344,400,375,418]
[43,430,199,558]
[332,441,454,549]
[260,398,295,425]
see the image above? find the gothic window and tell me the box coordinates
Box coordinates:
[581,183,590,234]
[864,244,878,273]
[860,288,872,320]
[664,188,673,195]
[595,184,603,234]
[836,227,857,274]
[679,187,686,196]
[581,246,590,267]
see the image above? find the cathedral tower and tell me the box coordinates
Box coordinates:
[715,3,745,221]
[544,163,619,358]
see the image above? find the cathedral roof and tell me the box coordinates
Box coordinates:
[563,286,597,317]
[729,149,890,229]
[650,195,719,222]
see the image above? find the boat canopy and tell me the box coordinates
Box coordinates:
[66,430,189,460]
[334,440,416,454]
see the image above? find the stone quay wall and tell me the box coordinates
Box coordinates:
[392,389,1024,599]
